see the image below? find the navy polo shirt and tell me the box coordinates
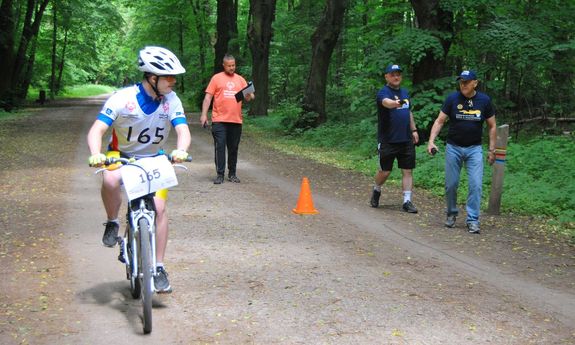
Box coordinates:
[376,85,411,144]
[441,91,495,147]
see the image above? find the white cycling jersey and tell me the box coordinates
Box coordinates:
[97,84,187,157]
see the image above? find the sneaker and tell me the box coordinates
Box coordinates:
[228,175,241,183]
[213,175,224,184]
[370,189,381,208]
[102,222,119,247]
[154,266,172,293]
[467,222,481,234]
[402,200,418,213]
[445,215,456,228]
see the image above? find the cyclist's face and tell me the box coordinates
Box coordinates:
[157,75,176,94]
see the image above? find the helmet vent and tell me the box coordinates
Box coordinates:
[150,62,166,70]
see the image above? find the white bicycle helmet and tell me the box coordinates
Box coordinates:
[138,46,186,75]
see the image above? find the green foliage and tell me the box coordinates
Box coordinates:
[59,84,116,98]
[504,136,575,218]
[411,77,454,130]
[396,28,446,66]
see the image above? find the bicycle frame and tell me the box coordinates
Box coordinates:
[121,195,157,293]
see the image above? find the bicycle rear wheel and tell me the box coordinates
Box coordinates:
[138,218,153,334]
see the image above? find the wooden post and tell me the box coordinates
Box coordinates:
[487,124,509,214]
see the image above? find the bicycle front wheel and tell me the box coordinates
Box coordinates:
[127,225,140,299]
[138,217,153,334]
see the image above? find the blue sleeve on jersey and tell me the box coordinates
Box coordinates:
[97,113,114,126]
[171,117,187,127]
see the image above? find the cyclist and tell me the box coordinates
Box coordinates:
[87,46,191,293]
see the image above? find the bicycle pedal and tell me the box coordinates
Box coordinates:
[117,239,126,263]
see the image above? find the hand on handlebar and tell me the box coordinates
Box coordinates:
[88,153,107,167]
[170,149,189,163]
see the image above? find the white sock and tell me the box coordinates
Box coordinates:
[157,262,164,268]
[374,185,382,192]
[107,219,119,224]
[403,191,412,203]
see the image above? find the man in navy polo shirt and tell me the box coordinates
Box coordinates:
[427,70,497,234]
[370,64,419,213]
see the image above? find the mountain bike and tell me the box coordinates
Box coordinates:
[94,153,190,334]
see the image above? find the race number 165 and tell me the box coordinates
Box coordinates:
[140,169,161,183]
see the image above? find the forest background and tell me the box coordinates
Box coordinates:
[0,0,573,237]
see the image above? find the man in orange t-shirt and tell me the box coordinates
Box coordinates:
[200,54,255,184]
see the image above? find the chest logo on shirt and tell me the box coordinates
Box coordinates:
[125,101,136,112]
[226,81,236,90]
[162,102,170,113]
[456,103,482,121]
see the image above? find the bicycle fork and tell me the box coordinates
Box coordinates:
[118,199,158,280]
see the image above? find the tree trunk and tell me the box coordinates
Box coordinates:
[56,28,68,95]
[190,0,211,108]
[50,2,57,100]
[3,0,50,108]
[300,0,348,127]
[0,0,16,109]
[178,16,185,93]
[247,0,277,116]
[17,34,39,101]
[410,0,453,85]
[190,0,208,80]
[213,0,238,73]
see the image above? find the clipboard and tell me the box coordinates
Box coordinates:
[235,81,255,102]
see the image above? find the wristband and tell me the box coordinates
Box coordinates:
[412,129,418,132]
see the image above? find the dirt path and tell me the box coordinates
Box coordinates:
[0,98,574,344]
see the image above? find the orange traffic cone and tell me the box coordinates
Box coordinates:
[292,177,319,215]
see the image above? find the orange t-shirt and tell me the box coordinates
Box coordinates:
[205,72,248,124]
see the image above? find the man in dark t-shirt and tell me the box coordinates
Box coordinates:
[427,70,497,234]
[370,64,419,213]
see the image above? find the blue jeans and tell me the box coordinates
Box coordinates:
[445,143,484,224]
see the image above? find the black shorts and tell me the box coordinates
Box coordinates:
[378,142,416,171]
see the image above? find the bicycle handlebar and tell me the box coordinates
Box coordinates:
[91,153,192,167]
[92,153,192,174]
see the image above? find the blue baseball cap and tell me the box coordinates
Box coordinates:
[385,64,402,74]
[456,70,477,81]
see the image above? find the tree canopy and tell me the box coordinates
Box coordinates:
[0,0,573,132]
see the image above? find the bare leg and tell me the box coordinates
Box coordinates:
[101,170,122,220]
[401,169,413,192]
[374,170,392,186]
[154,197,168,263]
